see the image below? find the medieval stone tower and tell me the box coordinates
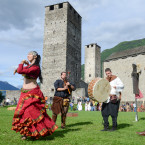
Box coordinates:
[41,2,82,97]
[84,44,101,83]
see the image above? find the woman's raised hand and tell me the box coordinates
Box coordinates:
[21,60,29,65]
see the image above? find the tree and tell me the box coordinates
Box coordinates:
[0,91,5,103]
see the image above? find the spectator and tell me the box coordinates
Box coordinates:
[133,102,136,112]
[122,103,126,112]
[99,103,102,111]
[130,102,134,112]
[90,100,95,111]
[141,102,145,112]
[85,101,91,111]
[87,97,90,102]
[2,99,6,107]
[84,97,87,103]
[97,102,100,111]
[70,102,74,111]
[72,96,75,104]
[85,102,88,111]
[79,97,82,103]
[126,102,130,112]
[6,98,10,105]
[14,97,17,105]
[94,101,98,111]
[120,106,123,112]
[78,101,82,111]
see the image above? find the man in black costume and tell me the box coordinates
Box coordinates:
[101,68,124,131]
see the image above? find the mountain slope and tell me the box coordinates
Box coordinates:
[101,38,145,63]
[0,81,19,90]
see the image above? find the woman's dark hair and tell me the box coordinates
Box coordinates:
[30,51,43,83]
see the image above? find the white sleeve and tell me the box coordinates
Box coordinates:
[116,77,124,92]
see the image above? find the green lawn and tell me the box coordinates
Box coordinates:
[0,107,145,145]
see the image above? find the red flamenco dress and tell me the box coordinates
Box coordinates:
[12,64,58,139]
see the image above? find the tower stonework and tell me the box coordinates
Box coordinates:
[41,2,82,97]
[85,44,101,83]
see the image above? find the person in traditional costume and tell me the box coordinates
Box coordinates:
[78,100,82,111]
[101,68,124,131]
[12,51,58,140]
[51,72,76,129]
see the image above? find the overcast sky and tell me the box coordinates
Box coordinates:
[0,0,145,88]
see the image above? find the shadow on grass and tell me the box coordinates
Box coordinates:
[67,121,93,127]
[27,128,81,141]
[139,117,145,121]
[115,123,132,130]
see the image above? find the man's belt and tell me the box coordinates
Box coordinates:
[110,95,118,103]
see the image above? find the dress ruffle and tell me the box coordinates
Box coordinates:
[12,86,58,139]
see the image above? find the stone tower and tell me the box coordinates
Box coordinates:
[85,44,101,83]
[41,2,82,97]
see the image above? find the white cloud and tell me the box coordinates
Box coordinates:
[0,17,43,49]
[86,18,145,50]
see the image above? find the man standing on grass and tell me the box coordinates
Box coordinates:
[101,68,124,131]
[51,72,76,129]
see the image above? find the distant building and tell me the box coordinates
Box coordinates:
[85,43,101,83]
[41,2,88,102]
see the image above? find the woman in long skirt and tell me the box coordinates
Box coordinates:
[12,51,58,140]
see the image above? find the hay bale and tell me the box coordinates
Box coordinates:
[7,107,16,111]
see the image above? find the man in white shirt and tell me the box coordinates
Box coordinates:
[6,98,10,105]
[101,68,124,131]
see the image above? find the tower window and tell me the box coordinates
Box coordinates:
[59,3,63,9]
[91,44,94,47]
[50,5,54,10]
[87,45,89,48]
[89,74,91,77]
[51,89,54,91]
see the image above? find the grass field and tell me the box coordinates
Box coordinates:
[0,107,145,145]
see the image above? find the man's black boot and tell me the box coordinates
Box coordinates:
[101,123,109,131]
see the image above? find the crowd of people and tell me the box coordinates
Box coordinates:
[1,97,17,106]
[119,102,145,112]
[68,97,145,113]
[2,96,145,113]
[73,97,102,111]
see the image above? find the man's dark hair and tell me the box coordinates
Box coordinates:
[105,68,112,72]
[61,72,66,75]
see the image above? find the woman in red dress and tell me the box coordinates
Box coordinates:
[12,51,58,140]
